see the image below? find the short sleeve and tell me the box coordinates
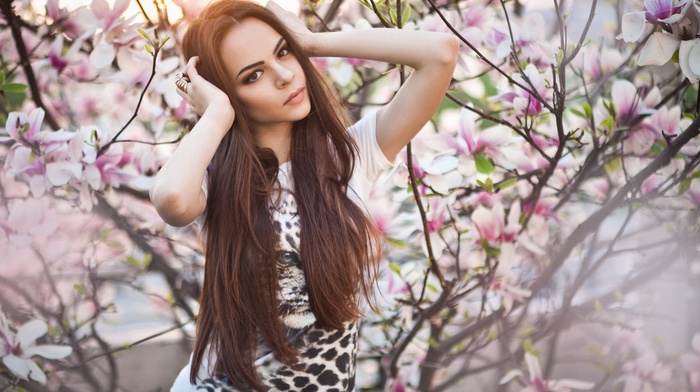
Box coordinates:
[347,110,394,184]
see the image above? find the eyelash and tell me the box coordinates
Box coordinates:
[244,45,291,84]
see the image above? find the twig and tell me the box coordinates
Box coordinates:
[0,1,60,130]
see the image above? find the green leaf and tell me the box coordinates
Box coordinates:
[137,28,151,43]
[583,102,592,118]
[389,8,397,26]
[600,116,615,131]
[487,328,497,340]
[73,283,87,295]
[497,177,518,191]
[679,178,692,195]
[401,4,411,26]
[142,253,153,268]
[160,36,171,47]
[475,154,494,174]
[523,338,533,353]
[127,255,141,268]
[570,108,585,119]
[604,157,621,175]
[477,177,495,193]
[0,83,27,93]
[0,71,4,85]
[595,299,603,314]
[651,141,665,155]
[145,44,153,55]
[603,99,616,118]
[555,49,564,67]
[389,262,401,276]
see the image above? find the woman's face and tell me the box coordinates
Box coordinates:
[221,18,311,130]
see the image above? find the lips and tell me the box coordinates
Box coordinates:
[284,87,305,105]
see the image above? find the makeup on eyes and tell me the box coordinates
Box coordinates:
[236,37,288,82]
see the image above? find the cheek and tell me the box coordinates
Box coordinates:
[237,88,271,112]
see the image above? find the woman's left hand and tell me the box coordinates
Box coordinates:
[266,1,315,53]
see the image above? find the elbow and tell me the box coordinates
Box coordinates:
[150,184,199,227]
[440,34,460,68]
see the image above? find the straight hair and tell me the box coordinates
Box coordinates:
[180,1,381,389]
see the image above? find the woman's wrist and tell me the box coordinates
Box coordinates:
[202,103,235,135]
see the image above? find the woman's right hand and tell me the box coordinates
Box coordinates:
[176,56,235,129]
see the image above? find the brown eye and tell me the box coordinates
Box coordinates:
[277,46,290,58]
[245,70,262,83]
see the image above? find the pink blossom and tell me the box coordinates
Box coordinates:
[611,80,649,126]
[487,13,554,66]
[395,151,460,195]
[645,106,682,139]
[48,34,83,74]
[645,0,688,23]
[0,198,58,248]
[439,109,510,159]
[471,203,505,243]
[621,352,672,391]
[1,107,44,147]
[490,64,552,117]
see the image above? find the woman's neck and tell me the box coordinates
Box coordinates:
[254,122,293,164]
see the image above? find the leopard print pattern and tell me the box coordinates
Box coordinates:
[195,179,359,391]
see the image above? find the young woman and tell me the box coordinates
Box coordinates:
[151,0,457,390]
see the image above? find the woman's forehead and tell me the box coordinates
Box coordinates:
[221,18,283,67]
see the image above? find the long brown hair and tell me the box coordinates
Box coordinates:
[181,1,381,389]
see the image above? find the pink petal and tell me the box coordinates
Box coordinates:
[89,44,116,69]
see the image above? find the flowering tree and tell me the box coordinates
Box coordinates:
[1,0,699,391]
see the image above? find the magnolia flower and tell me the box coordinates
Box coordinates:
[394,151,460,196]
[620,352,672,392]
[431,109,511,163]
[620,1,700,81]
[48,34,84,75]
[0,198,58,248]
[488,13,553,66]
[500,352,594,392]
[0,311,72,384]
[609,80,658,126]
[490,64,552,117]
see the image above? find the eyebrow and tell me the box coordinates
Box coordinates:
[236,38,287,79]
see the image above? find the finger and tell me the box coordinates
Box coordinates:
[185,56,201,80]
[176,87,186,100]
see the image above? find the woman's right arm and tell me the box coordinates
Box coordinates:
[150,57,235,227]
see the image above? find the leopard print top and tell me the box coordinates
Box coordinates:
[195,165,359,392]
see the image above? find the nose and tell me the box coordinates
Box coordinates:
[273,62,294,89]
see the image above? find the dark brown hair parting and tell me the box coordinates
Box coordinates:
[180,0,382,390]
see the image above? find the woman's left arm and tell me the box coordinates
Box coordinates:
[268,2,459,161]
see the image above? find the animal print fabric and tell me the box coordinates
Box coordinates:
[194,170,359,391]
